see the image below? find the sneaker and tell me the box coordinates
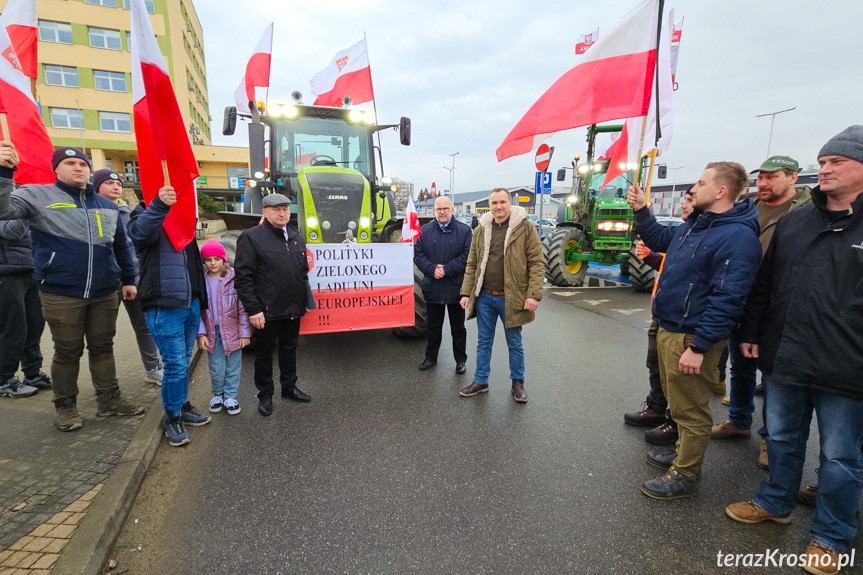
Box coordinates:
[511,379,527,403]
[54,399,83,432]
[209,395,224,413]
[165,415,190,447]
[802,541,840,575]
[641,466,698,500]
[624,402,666,427]
[645,450,677,470]
[96,391,146,417]
[144,368,163,386]
[181,401,211,426]
[725,500,792,524]
[459,382,489,397]
[711,420,751,439]
[645,420,678,445]
[23,371,53,390]
[758,438,769,469]
[714,380,726,395]
[224,397,241,415]
[0,376,38,398]
[722,395,730,406]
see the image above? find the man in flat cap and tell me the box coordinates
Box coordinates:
[0,143,142,432]
[235,193,312,416]
[726,126,863,575]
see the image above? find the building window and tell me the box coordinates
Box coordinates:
[50,108,84,130]
[94,70,127,92]
[44,65,79,88]
[122,0,155,12]
[38,21,73,44]
[124,160,139,182]
[126,31,131,51]
[89,27,122,50]
[85,0,118,6]
[99,112,131,133]
[105,159,113,171]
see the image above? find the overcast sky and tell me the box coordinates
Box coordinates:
[199,0,863,194]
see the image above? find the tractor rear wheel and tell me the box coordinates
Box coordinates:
[219,229,244,267]
[627,248,657,292]
[543,226,589,287]
[392,264,428,337]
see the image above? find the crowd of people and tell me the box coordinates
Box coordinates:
[0,124,861,574]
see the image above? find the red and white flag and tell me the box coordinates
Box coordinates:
[575,27,599,55]
[310,38,374,107]
[595,131,620,161]
[401,195,421,243]
[130,0,199,250]
[0,0,36,79]
[0,23,53,185]
[497,0,661,162]
[233,23,273,114]
[670,18,683,83]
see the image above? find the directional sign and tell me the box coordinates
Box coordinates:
[535,143,553,172]
[535,171,552,195]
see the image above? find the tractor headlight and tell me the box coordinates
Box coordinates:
[567,195,577,203]
[321,220,331,230]
[307,216,318,228]
[247,180,257,188]
[347,220,357,230]
[578,164,589,174]
[359,231,369,240]
[363,111,376,125]
[309,231,318,241]
[349,109,364,123]
[597,220,614,231]
[359,216,370,227]
[284,105,298,118]
[254,171,265,180]
[614,222,630,231]
[268,104,282,117]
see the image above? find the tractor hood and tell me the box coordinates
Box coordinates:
[297,166,373,243]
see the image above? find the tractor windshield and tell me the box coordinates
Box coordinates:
[587,172,635,200]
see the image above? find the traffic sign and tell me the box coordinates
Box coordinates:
[535,171,552,195]
[535,143,553,172]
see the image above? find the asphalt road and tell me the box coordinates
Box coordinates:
[110,283,861,575]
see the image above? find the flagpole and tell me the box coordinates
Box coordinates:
[264,23,273,108]
[364,31,384,176]
[635,0,665,185]
[0,114,9,141]
[161,160,170,186]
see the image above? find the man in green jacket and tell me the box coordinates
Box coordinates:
[459,188,544,402]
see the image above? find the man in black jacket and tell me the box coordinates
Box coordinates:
[726,126,863,573]
[234,193,310,416]
[414,196,472,373]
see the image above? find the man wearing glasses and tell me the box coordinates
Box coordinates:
[414,196,472,374]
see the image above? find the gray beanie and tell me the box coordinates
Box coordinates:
[818,125,863,165]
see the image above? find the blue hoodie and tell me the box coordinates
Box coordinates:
[634,199,762,351]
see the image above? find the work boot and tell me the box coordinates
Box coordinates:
[758,438,769,469]
[0,376,38,398]
[96,390,145,417]
[725,501,791,524]
[645,420,678,445]
[802,541,840,575]
[511,379,527,403]
[711,420,751,439]
[645,450,677,470]
[714,380,726,395]
[624,402,666,427]
[23,371,53,390]
[722,395,730,406]
[54,398,83,432]
[641,466,697,500]
[164,415,190,447]
[459,382,488,397]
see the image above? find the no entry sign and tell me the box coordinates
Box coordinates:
[535,144,553,172]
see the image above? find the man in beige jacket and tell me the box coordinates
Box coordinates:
[459,188,545,402]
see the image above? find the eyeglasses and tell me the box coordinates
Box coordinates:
[435,208,452,212]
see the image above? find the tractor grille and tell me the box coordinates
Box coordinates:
[598,208,630,217]
[306,172,365,243]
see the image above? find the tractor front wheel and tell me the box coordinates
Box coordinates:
[392,265,428,337]
[543,226,589,287]
[627,248,657,292]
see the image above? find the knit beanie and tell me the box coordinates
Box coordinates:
[818,125,863,165]
[52,147,93,171]
[93,169,123,192]
[200,239,227,261]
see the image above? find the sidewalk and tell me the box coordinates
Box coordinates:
[0,302,200,575]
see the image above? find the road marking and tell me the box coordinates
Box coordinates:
[553,291,581,297]
[611,309,647,315]
[583,300,611,306]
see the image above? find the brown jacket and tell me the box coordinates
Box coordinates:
[460,205,544,328]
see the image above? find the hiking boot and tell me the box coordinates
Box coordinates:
[803,541,840,575]
[641,466,697,500]
[165,415,190,447]
[23,371,53,390]
[645,450,677,470]
[758,438,769,469]
[511,379,527,403]
[181,401,211,426]
[0,376,38,398]
[714,380,726,395]
[711,420,751,439]
[54,398,83,432]
[459,382,489,397]
[645,420,678,445]
[798,485,818,508]
[144,368,163,386]
[624,402,666,427]
[722,395,730,406]
[96,391,146,417]
[725,501,791,524]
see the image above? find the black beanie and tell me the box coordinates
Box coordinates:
[93,169,123,192]
[52,147,93,171]
[818,125,863,165]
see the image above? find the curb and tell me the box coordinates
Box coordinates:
[52,347,203,575]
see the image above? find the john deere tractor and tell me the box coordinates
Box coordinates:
[543,123,656,292]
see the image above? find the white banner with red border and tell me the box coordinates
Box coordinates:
[300,243,415,335]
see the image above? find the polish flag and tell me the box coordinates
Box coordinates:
[233,23,273,114]
[575,28,599,55]
[310,38,374,107]
[0,0,37,79]
[131,0,199,250]
[595,131,620,161]
[670,18,683,83]
[0,24,53,185]
[497,0,661,162]
[401,194,421,243]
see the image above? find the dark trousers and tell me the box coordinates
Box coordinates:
[254,317,301,398]
[425,303,467,363]
[0,273,45,381]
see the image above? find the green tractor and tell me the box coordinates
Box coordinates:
[543,123,656,292]
[220,96,429,335]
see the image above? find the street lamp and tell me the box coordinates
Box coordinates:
[448,152,459,212]
[670,166,684,194]
[756,107,796,157]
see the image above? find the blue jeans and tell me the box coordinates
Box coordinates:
[754,376,863,552]
[207,326,242,399]
[727,326,765,434]
[473,291,524,384]
[145,299,200,418]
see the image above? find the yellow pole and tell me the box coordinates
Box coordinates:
[161,159,170,186]
[0,113,9,140]
[644,148,659,205]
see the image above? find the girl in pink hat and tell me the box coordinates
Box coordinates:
[197,240,250,415]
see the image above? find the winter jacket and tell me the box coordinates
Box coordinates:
[0,169,136,298]
[743,188,812,256]
[414,218,472,304]
[634,199,762,351]
[117,200,141,280]
[0,220,34,275]
[234,220,309,320]
[198,267,252,355]
[127,197,208,311]
[460,206,544,328]
[739,188,863,400]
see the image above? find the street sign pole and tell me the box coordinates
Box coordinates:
[535,145,554,234]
